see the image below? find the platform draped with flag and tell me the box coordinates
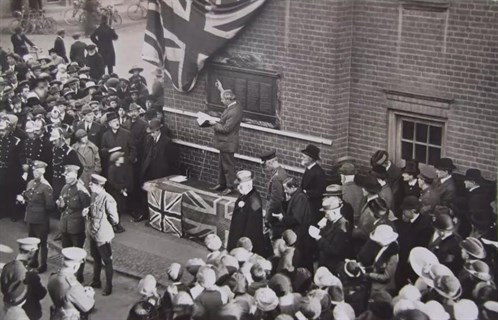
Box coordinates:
[142,0,267,92]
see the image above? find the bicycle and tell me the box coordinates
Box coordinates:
[127,0,147,20]
[64,0,84,25]
[80,5,122,28]
[9,9,57,35]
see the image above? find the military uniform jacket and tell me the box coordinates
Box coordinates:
[20,136,52,170]
[59,182,91,234]
[87,191,119,245]
[24,178,55,224]
[47,271,95,318]
[51,144,81,183]
[266,166,288,216]
[0,133,22,185]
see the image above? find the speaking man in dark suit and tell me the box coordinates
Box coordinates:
[54,30,68,63]
[300,144,327,224]
[207,80,243,196]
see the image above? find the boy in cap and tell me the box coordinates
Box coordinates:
[48,247,95,319]
[106,146,130,232]
[1,237,47,320]
[227,170,268,257]
[417,165,440,216]
[18,161,55,273]
[433,157,457,208]
[207,80,243,197]
[57,164,91,282]
[300,144,327,224]
[87,174,120,295]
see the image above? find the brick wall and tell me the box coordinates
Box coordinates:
[164,0,354,185]
[349,0,498,179]
[163,0,498,186]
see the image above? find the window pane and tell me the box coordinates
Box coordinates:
[416,123,428,143]
[402,141,413,160]
[428,147,441,165]
[415,144,427,163]
[429,126,442,145]
[402,121,414,140]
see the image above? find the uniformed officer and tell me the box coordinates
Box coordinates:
[1,237,47,320]
[260,150,288,237]
[0,119,23,221]
[49,127,81,204]
[20,120,52,181]
[47,247,95,320]
[57,164,91,282]
[18,161,55,273]
[87,174,119,296]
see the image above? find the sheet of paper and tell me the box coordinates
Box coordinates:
[169,175,188,183]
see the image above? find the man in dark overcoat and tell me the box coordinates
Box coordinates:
[90,18,118,74]
[69,33,87,67]
[136,119,177,221]
[207,81,243,196]
[299,144,327,224]
[433,157,457,208]
[428,213,463,275]
[85,44,105,82]
[227,171,267,257]
[53,30,68,62]
[260,150,287,227]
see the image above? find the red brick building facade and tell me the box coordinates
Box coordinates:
[162,0,498,188]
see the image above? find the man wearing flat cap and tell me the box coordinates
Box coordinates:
[300,144,327,224]
[339,162,363,225]
[433,157,457,208]
[48,247,95,319]
[57,165,91,282]
[72,128,101,188]
[207,80,243,197]
[1,237,47,320]
[227,170,267,257]
[260,150,288,229]
[73,104,103,147]
[417,165,440,216]
[0,119,23,220]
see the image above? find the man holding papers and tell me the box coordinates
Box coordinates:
[201,80,243,196]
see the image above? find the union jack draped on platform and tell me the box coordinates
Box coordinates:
[148,187,183,236]
[182,190,235,246]
[142,0,267,92]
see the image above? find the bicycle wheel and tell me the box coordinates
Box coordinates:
[112,12,122,27]
[42,17,57,34]
[24,20,35,34]
[64,8,80,25]
[127,4,144,20]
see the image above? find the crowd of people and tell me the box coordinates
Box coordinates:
[0,18,498,320]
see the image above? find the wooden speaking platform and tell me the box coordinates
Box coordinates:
[143,176,237,247]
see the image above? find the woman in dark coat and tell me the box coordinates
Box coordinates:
[90,17,118,74]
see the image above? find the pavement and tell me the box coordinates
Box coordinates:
[0,215,208,319]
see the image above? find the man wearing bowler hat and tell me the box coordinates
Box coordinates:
[428,213,463,275]
[1,237,47,320]
[207,80,243,197]
[227,170,267,257]
[260,150,288,224]
[394,195,433,288]
[300,144,327,224]
[370,164,394,210]
[464,168,492,214]
[433,157,457,208]
[370,150,402,199]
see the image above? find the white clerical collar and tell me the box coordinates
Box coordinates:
[410,213,420,223]
[386,161,392,171]
[469,186,480,192]
[307,162,316,170]
[440,175,452,184]
[227,101,236,108]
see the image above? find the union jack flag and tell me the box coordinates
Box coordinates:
[148,187,183,236]
[142,0,267,92]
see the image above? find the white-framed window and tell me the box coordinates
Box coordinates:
[389,113,446,166]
